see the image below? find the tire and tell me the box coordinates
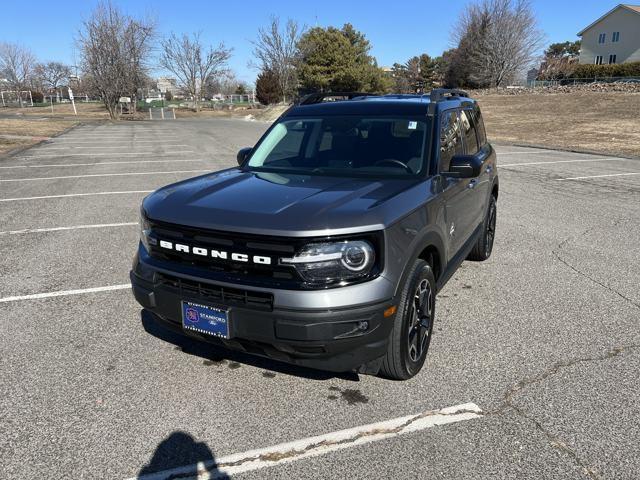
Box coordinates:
[468,194,497,261]
[380,259,436,380]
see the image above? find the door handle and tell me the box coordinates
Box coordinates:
[468,179,477,189]
[486,165,493,174]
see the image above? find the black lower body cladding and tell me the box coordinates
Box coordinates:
[130,268,395,373]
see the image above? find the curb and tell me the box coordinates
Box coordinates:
[492,141,640,161]
[0,121,94,160]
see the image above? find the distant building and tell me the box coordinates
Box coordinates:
[577,4,640,65]
[156,77,181,97]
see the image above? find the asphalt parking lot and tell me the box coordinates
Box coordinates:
[1,118,639,480]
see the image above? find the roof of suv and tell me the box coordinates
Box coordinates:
[285,90,476,117]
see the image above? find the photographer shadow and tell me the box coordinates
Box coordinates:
[137,431,228,479]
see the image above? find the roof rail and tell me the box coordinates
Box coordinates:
[297,92,378,105]
[429,88,469,102]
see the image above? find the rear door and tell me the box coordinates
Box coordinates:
[461,107,493,228]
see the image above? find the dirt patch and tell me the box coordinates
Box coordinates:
[247,104,289,122]
[476,92,640,157]
[0,118,79,155]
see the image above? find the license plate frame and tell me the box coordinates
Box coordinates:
[181,301,230,339]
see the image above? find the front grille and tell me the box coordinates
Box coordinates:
[156,273,274,311]
[147,219,301,289]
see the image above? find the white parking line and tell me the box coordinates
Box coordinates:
[0,159,205,169]
[0,169,208,183]
[39,144,190,150]
[16,151,194,158]
[49,140,180,145]
[559,172,640,180]
[52,136,180,140]
[58,132,179,135]
[497,150,568,155]
[0,222,137,236]
[128,403,483,480]
[501,158,629,167]
[55,137,180,141]
[0,190,153,202]
[0,284,131,304]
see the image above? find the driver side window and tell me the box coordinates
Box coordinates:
[439,111,464,172]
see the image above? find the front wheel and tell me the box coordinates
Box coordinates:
[380,260,436,380]
[468,195,497,261]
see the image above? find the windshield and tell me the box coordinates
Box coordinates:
[246,116,430,177]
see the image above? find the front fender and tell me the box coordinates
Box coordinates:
[383,211,447,298]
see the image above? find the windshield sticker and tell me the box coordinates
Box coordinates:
[408,121,417,130]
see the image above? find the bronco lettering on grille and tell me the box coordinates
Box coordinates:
[158,240,272,265]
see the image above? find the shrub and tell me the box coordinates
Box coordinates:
[30,91,44,103]
[572,62,640,79]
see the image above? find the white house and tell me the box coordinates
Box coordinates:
[577,4,640,65]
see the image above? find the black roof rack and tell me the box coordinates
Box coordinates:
[429,88,469,102]
[297,92,379,105]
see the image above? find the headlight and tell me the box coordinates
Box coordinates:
[139,209,152,251]
[281,240,375,285]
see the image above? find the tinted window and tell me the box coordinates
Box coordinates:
[472,105,487,146]
[460,109,479,155]
[439,111,464,172]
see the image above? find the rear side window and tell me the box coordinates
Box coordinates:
[472,105,487,146]
[439,111,464,172]
[460,109,479,155]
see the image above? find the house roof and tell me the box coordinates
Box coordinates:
[577,4,640,36]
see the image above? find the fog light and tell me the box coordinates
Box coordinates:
[357,321,369,331]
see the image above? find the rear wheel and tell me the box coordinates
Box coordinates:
[468,195,497,261]
[380,259,436,380]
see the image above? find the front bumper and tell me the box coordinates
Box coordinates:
[131,248,396,373]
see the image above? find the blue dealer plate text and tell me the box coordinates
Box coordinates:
[181,301,230,339]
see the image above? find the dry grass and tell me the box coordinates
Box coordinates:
[1,102,109,119]
[2,92,638,157]
[476,92,640,157]
[0,119,79,154]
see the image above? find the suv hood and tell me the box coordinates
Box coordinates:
[143,169,427,237]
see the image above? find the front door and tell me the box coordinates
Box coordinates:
[437,110,476,261]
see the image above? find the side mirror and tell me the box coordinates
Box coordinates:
[237,147,252,166]
[447,154,482,178]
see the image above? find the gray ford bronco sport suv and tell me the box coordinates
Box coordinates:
[131,89,498,380]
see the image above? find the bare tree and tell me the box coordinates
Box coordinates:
[0,42,36,107]
[159,32,231,111]
[206,71,243,97]
[78,2,155,119]
[251,17,302,102]
[453,0,544,88]
[34,61,71,93]
[124,17,156,113]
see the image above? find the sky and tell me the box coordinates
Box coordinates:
[0,0,624,85]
